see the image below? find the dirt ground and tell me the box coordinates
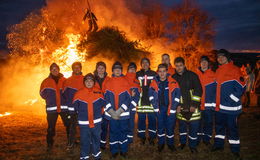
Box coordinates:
[0,106,260,160]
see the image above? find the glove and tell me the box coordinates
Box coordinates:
[115,108,124,117]
[107,109,119,120]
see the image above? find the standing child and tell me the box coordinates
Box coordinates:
[73,73,105,160]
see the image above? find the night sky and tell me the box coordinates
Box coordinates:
[0,0,260,54]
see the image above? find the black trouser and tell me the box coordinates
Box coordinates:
[46,112,70,146]
[245,91,251,107]
[68,113,78,146]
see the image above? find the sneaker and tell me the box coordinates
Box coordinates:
[211,146,224,152]
[158,144,165,152]
[190,147,198,154]
[178,143,186,150]
[168,145,177,152]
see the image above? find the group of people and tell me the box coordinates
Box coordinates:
[40,49,246,160]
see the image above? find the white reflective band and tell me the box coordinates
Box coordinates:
[132,108,136,111]
[121,104,128,111]
[165,87,169,90]
[47,106,57,111]
[147,76,154,80]
[105,103,112,111]
[120,112,130,116]
[192,96,200,101]
[127,135,133,138]
[68,107,75,111]
[80,156,89,160]
[158,134,165,137]
[138,106,154,109]
[197,133,204,135]
[105,112,111,117]
[205,134,212,138]
[138,77,144,80]
[154,109,159,112]
[119,139,128,144]
[137,130,145,133]
[230,94,239,102]
[100,140,106,144]
[137,110,154,112]
[215,135,225,139]
[78,118,102,125]
[170,110,176,114]
[220,105,242,111]
[205,103,216,107]
[166,135,174,138]
[188,136,197,140]
[180,133,187,135]
[92,151,101,157]
[148,129,156,133]
[175,98,180,102]
[131,101,137,107]
[149,96,154,101]
[109,141,118,145]
[228,140,240,144]
[61,105,68,109]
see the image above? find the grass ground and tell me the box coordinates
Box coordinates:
[0,107,260,160]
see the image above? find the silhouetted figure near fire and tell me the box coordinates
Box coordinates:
[40,63,70,151]
[82,9,98,33]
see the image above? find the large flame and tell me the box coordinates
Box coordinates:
[0,112,12,117]
[52,33,87,78]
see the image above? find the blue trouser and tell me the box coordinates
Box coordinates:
[80,124,101,160]
[157,107,176,146]
[100,114,109,148]
[198,110,214,143]
[213,112,240,153]
[179,120,200,148]
[137,112,157,139]
[127,111,136,143]
[109,119,129,154]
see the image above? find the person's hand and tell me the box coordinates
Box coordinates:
[131,90,136,97]
[177,106,181,113]
[190,106,196,113]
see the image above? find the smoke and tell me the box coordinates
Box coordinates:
[1,0,215,113]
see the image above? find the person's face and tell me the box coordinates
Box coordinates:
[84,79,94,88]
[97,66,105,75]
[200,60,209,70]
[175,62,185,74]
[217,55,228,65]
[113,68,122,77]
[162,55,170,65]
[72,64,82,75]
[158,67,167,80]
[51,66,59,76]
[141,60,150,70]
[128,68,136,73]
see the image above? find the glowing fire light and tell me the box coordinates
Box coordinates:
[0,112,12,117]
[24,99,38,106]
[52,33,87,78]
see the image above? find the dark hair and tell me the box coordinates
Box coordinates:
[112,61,123,71]
[83,73,95,84]
[162,53,170,58]
[128,62,137,70]
[50,63,60,71]
[96,61,106,70]
[72,62,82,68]
[158,63,168,71]
[174,57,185,65]
[140,57,150,65]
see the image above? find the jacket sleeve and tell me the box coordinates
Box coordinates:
[171,87,181,112]
[72,98,79,114]
[120,91,131,112]
[40,80,47,100]
[130,88,140,111]
[104,90,113,112]
[230,69,246,102]
[149,82,159,113]
[191,72,203,108]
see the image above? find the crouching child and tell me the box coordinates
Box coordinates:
[73,73,106,160]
